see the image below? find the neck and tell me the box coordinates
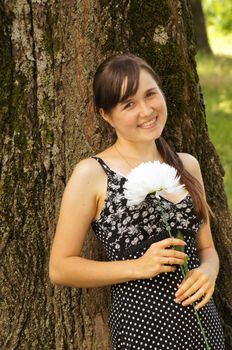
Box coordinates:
[114,138,162,164]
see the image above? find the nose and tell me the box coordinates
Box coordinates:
[138,100,152,117]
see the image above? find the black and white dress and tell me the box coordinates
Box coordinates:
[91,157,225,350]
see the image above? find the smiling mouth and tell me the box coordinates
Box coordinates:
[138,117,158,129]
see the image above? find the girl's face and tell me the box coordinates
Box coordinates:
[101,69,167,143]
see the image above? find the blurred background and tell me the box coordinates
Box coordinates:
[192,0,232,211]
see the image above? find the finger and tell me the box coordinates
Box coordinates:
[177,268,204,290]
[158,237,186,249]
[175,272,199,298]
[161,256,185,266]
[175,279,194,298]
[163,249,187,259]
[161,265,177,273]
[181,285,209,306]
[175,278,206,301]
[178,270,210,297]
[195,286,214,310]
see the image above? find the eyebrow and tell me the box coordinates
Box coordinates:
[119,97,133,106]
[146,87,158,93]
[119,87,158,106]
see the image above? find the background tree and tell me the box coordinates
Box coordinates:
[190,0,212,53]
[1,0,231,349]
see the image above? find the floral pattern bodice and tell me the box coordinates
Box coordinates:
[91,157,202,261]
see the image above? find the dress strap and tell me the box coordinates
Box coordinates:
[92,156,114,177]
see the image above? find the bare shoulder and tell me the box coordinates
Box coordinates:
[73,157,103,178]
[65,157,105,194]
[178,152,202,180]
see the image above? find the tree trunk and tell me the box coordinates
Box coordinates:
[190,0,212,53]
[1,0,231,349]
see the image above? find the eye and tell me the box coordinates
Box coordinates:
[146,91,156,98]
[123,101,134,109]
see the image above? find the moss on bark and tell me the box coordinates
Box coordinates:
[0,1,14,139]
[42,9,60,60]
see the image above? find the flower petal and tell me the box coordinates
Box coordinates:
[124,161,185,206]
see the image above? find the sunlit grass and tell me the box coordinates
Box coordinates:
[196,52,232,212]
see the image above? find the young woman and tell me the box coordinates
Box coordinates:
[49,53,225,349]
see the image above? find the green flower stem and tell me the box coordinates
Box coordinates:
[193,303,211,350]
[156,197,211,350]
[178,264,211,350]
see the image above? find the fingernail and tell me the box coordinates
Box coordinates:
[174,299,180,303]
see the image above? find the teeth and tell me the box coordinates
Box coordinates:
[139,117,157,128]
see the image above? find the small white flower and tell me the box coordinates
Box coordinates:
[124,161,185,206]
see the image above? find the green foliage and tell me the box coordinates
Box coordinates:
[196,53,232,212]
[175,231,189,276]
[207,26,232,56]
[202,0,232,33]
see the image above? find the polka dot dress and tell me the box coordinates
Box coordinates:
[91,157,225,350]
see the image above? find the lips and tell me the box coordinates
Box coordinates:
[138,117,158,129]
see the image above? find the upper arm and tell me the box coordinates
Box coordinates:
[178,153,205,196]
[50,158,101,263]
[178,153,215,252]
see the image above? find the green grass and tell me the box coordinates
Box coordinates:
[196,52,232,212]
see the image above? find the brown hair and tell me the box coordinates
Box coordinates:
[93,53,208,221]
[93,53,162,113]
[156,137,208,221]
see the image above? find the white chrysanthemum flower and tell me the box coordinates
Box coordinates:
[124,161,185,206]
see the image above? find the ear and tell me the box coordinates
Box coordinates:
[99,108,115,128]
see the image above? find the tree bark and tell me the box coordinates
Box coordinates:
[190,0,212,53]
[1,0,231,349]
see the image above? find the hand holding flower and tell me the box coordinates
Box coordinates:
[134,237,187,280]
[124,161,212,349]
[175,265,216,310]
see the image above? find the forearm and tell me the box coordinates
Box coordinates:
[49,237,187,288]
[49,256,139,288]
[198,246,220,281]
